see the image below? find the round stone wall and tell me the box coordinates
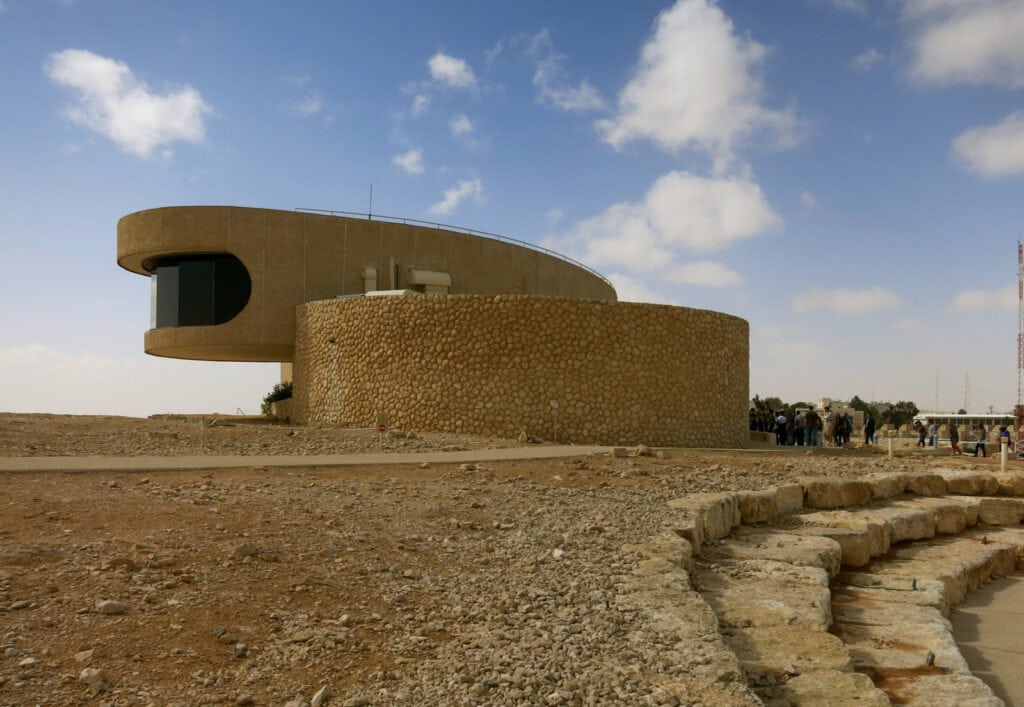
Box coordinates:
[292,295,749,447]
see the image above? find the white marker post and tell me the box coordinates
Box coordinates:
[1002,442,1008,472]
[888,435,894,460]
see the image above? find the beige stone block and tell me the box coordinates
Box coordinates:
[903,473,948,496]
[668,493,740,542]
[802,479,873,509]
[933,468,1000,496]
[736,490,778,524]
[976,497,1024,525]
[863,506,936,543]
[723,626,854,685]
[774,484,804,514]
[763,670,889,707]
[996,472,1024,497]
[706,530,843,577]
[867,473,907,499]
[792,525,873,568]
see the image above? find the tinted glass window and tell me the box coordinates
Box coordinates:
[152,254,251,328]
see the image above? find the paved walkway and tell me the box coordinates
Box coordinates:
[0,445,612,473]
[951,573,1024,706]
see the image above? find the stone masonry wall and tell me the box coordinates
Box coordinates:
[291,295,749,447]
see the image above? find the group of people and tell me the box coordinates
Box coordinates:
[914,421,1014,458]
[750,406,866,447]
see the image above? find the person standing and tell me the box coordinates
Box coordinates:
[915,421,926,447]
[864,412,876,445]
[793,410,805,446]
[775,410,788,446]
[974,425,988,458]
[949,422,961,456]
[927,420,937,448]
[804,408,820,447]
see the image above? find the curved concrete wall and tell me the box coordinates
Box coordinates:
[117,206,615,361]
[292,295,749,448]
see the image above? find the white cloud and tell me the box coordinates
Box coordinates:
[792,286,901,314]
[545,208,564,225]
[606,273,679,305]
[949,284,1017,312]
[825,0,869,14]
[289,91,324,116]
[524,29,607,113]
[952,111,1024,178]
[449,113,474,137]
[851,48,884,72]
[559,170,781,274]
[904,0,1024,88]
[429,52,477,89]
[392,148,424,175]
[801,190,819,207]
[45,48,211,158]
[596,0,804,168]
[665,261,744,287]
[411,93,430,116]
[427,178,484,216]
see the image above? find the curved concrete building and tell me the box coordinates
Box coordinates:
[117,206,615,361]
[117,205,749,447]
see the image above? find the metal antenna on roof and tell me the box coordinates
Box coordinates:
[368,184,373,220]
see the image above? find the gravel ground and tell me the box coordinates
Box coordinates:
[0,413,998,706]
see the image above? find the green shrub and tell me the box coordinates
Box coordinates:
[261,381,293,416]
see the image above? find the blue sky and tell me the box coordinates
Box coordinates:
[1,0,1023,417]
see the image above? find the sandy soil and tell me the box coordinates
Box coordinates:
[0,413,1000,706]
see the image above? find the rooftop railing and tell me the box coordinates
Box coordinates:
[294,207,611,289]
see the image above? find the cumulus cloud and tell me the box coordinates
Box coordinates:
[449,113,474,137]
[800,190,819,207]
[560,170,780,274]
[392,148,424,175]
[606,273,680,305]
[411,93,430,116]
[903,0,1024,88]
[851,48,884,72]
[596,0,804,168]
[429,52,477,89]
[427,178,484,216]
[45,48,211,158]
[524,29,607,113]
[949,284,1017,312]
[792,286,901,314]
[665,261,744,287]
[952,111,1024,177]
[545,208,564,225]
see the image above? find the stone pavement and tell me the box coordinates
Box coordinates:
[951,573,1024,706]
[0,445,611,473]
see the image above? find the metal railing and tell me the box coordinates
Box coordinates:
[294,207,611,288]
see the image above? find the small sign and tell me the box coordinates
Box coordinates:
[378,423,387,433]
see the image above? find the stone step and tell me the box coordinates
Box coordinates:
[830,530,1024,704]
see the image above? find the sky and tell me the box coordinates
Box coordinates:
[1,0,1023,418]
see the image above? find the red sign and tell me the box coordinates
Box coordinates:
[378,423,387,433]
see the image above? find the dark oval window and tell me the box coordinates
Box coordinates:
[150,254,251,329]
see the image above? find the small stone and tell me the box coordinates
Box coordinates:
[233,543,259,559]
[18,657,36,667]
[74,649,95,663]
[9,600,30,610]
[459,463,477,472]
[236,694,255,706]
[342,698,370,707]
[79,667,106,692]
[96,600,129,615]
[4,647,20,657]
[551,548,565,560]
[234,643,248,658]
[610,447,627,458]
[311,685,332,706]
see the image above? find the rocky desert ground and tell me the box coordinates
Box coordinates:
[0,413,1012,706]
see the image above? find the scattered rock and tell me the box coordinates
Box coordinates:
[96,600,128,615]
